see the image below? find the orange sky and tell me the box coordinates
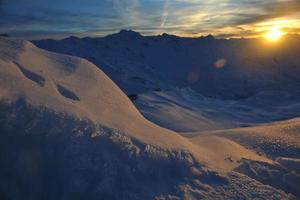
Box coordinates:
[0,0,300,39]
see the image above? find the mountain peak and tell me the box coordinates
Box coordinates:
[63,35,80,41]
[108,29,142,39]
[159,33,178,39]
[204,34,215,40]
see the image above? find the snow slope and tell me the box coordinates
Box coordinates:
[0,36,189,148]
[34,31,300,132]
[1,37,298,199]
[189,118,300,159]
[188,118,300,197]
[135,88,300,132]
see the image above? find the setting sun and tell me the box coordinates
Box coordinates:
[265,29,284,42]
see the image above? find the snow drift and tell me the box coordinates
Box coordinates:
[0,37,298,199]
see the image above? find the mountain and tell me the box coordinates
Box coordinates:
[1,36,299,199]
[34,30,300,99]
[33,31,300,132]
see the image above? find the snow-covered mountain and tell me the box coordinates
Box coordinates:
[1,36,300,199]
[33,30,300,132]
[34,30,300,98]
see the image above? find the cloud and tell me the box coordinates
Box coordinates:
[0,0,300,39]
[160,0,170,28]
[226,0,300,26]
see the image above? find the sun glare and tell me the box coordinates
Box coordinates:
[265,28,284,42]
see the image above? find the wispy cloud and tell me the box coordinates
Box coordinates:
[160,0,170,28]
[0,0,299,39]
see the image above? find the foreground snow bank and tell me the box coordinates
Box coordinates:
[0,101,292,200]
[0,101,197,199]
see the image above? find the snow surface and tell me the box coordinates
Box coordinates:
[135,88,300,132]
[34,31,300,132]
[0,36,191,149]
[188,118,300,198]
[0,36,299,199]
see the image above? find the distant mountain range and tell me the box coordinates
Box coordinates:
[33,30,300,132]
[34,30,300,99]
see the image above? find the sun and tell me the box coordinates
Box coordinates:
[265,29,284,42]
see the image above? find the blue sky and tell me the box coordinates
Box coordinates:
[0,0,300,39]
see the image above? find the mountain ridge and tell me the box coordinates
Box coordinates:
[33,32,300,132]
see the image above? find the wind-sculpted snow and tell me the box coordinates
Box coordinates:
[189,118,300,198]
[56,84,80,101]
[14,62,46,87]
[235,159,300,198]
[0,100,196,199]
[0,37,299,199]
[209,119,300,159]
[0,101,293,200]
[0,36,193,148]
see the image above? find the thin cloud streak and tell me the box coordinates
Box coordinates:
[160,0,170,28]
[0,0,299,39]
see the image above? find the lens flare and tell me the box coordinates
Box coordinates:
[214,59,226,68]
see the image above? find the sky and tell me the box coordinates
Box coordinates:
[0,0,300,39]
